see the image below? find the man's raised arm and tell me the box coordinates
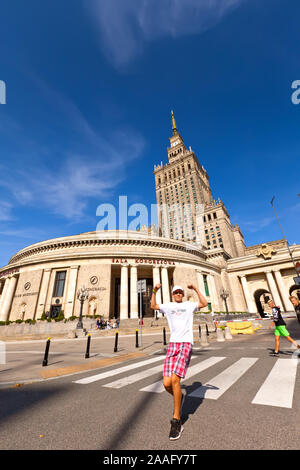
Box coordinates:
[150,284,161,310]
[187,284,208,309]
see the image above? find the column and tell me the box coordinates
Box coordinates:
[273,270,291,312]
[64,266,79,318]
[120,264,129,320]
[240,275,257,313]
[161,266,170,303]
[0,275,17,321]
[152,266,162,305]
[265,270,283,309]
[207,274,220,311]
[130,265,139,319]
[0,278,10,318]
[196,269,206,296]
[36,269,52,319]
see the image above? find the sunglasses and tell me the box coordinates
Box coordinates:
[173,291,183,295]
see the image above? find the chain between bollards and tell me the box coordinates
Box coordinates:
[42,338,51,367]
[114,330,119,353]
[135,329,139,348]
[163,327,167,346]
[85,334,91,359]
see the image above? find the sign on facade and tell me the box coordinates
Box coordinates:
[137,280,146,293]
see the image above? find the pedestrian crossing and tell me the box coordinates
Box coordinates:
[73,354,300,409]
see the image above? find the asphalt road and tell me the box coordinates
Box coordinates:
[1,319,300,452]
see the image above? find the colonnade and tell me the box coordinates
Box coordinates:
[119,264,171,320]
[239,269,292,313]
[5,266,293,321]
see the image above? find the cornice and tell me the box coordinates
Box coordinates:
[4,231,208,268]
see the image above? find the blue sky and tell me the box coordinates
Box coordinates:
[0,0,299,268]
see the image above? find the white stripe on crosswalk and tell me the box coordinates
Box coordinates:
[140,356,226,393]
[103,355,197,389]
[189,357,258,399]
[73,355,164,385]
[103,364,164,389]
[252,358,298,408]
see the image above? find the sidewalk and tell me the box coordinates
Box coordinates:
[0,328,212,387]
[0,317,284,388]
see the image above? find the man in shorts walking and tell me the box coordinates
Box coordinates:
[268,299,300,356]
[151,283,207,440]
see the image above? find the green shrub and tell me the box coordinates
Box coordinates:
[54,310,65,322]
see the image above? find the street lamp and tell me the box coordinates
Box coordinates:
[220,288,230,320]
[77,286,89,329]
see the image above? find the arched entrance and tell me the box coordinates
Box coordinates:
[289,284,300,301]
[254,289,272,317]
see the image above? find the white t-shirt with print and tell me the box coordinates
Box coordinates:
[158,301,198,345]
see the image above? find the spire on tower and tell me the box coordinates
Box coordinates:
[171,110,178,135]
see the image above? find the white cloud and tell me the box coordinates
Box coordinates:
[0,202,14,222]
[0,131,145,221]
[87,0,245,67]
[0,74,146,221]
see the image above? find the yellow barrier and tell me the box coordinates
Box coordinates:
[227,321,262,335]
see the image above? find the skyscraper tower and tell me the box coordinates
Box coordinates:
[154,111,245,257]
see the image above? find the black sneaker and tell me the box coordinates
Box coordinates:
[271,351,279,357]
[169,418,183,440]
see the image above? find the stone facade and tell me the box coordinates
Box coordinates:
[0,113,299,322]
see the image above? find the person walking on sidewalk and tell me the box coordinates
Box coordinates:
[150,283,207,440]
[268,299,300,356]
[289,295,300,324]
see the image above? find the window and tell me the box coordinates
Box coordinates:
[203,275,210,296]
[53,271,66,298]
[213,212,217,219]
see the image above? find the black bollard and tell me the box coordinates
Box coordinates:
[163,327,167,346]
[114,331,119,353]
[136,329,139,348]
[206,324,210,337]
[42,338,51,367]
[85,334,91,359]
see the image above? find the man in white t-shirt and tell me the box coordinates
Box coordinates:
[151,283,207,440]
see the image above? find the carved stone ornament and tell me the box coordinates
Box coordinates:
[256,243,277,260]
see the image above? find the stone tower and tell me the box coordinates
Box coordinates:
[154,111,245,257]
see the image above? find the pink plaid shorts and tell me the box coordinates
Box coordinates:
[163,342,193,379]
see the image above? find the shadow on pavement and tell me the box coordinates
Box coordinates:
[181,382,219,425]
